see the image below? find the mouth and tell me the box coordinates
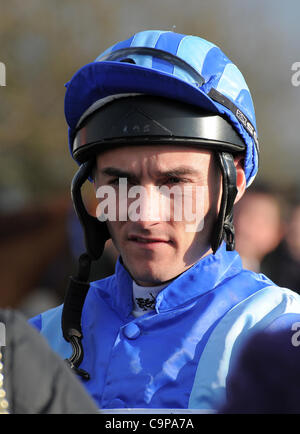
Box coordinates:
[128,234,172,247]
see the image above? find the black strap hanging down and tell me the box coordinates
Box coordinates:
[62,254,91,380]
[62,162,110,380]
[211,152,238,253]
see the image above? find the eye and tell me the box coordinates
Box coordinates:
[108,177,138,187]
[163,177,189,185]
[168,177,181,184]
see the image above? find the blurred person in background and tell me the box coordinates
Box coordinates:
[0,309,98,414]
[234,183,284,272]
[220,324,300,414]
[261,199,300,293]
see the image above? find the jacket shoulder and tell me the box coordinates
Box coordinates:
[29,305,72,359]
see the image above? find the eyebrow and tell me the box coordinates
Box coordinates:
[156,167,200,178]
[98,167,140,185]
[98,166,200,179]
[100,167,135,178]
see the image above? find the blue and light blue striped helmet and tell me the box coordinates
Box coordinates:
[65,29,259,187]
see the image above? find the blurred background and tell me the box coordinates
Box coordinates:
[0,0,299,317]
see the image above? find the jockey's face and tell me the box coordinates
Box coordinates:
[94,144,223,286]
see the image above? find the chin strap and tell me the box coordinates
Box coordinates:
[211,152,238,254]
[62,253,92,380]
[62,161,110,380]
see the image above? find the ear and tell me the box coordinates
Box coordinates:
[234,155,246,204]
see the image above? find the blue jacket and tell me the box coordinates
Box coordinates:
[30,243,300,411]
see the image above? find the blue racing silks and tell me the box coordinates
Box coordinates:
[29,243,300,411]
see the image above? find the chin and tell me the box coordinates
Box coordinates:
[128,261,174,286]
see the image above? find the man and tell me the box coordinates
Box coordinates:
[220,327,300,414]
[261,200,300,293]
[30,30,300,412]
[234,183,283,272]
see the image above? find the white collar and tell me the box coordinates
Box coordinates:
[132,281,169,318]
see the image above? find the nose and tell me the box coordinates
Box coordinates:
[128,184,163,224]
